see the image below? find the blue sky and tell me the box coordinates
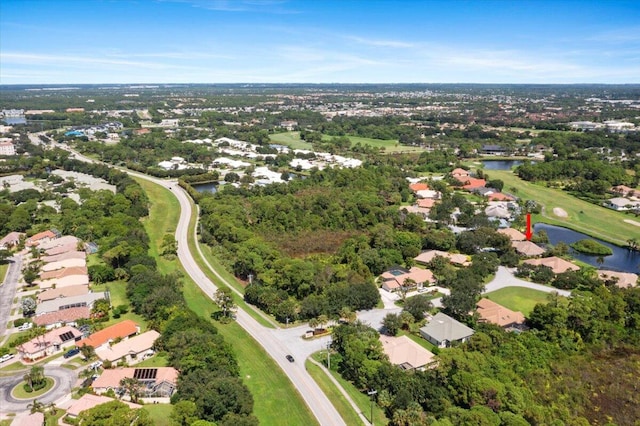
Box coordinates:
[1,0,639,84]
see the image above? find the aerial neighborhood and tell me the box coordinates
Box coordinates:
[0,81,639,425]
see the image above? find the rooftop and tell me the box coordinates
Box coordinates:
[77,320,138,349]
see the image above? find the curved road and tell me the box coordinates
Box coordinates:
[0,366,76,412]
[63,147,346,426]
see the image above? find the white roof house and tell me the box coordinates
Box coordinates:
[96,330,160,364]
[419,312,474,348]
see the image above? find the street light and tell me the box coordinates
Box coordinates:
[367,389,377,425]
[326,341,331,370]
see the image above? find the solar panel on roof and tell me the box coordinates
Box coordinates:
[59,331,75,342]
[134,368,157,380]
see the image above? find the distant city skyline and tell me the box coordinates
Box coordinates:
[1,0,639,85]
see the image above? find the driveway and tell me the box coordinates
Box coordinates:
[484,266,571,297]
[0,366,77,413]
[0,256,22,338]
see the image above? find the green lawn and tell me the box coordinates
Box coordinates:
[143,403,173,426]
[11,377,54,399]
[135,352,169,367]
[477,168,640,246]
[484,287,552,316]
[91,281,147,329]
[399,330,438,353]
[305,359,363,426]
[184,279,318,426]
[0,262,9,282]
[270,131,424,153]
[140,177,316,425]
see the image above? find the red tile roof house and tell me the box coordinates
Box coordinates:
[512,240,546,257]
[17,325,82,361]
[35,266,89,289]
[409,182,430,192]
[25,230,57,247]
[92,367,179,400]
[380,267,436,292]
[379,335,436,370]
[76,320,139,351]
[33,307,91,329]
[96,330,160,365]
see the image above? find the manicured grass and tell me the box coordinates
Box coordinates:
[91,281,146,329]
[484,287,552,316]
[143,403,173,426]
[141,178,316,425]
[309,353,389,425]
[11,377,54,399]
[183,280,318,426]
[270,131,424,153]
[305,359,363,426]
[399,330,438,353]
[136,352,169,368]
[0,262,9,282]
[477,168,640,246]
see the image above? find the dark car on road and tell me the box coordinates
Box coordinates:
[286,355,295,362]
[64,348,80,358]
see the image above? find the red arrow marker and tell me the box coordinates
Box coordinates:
[525,213,533,241]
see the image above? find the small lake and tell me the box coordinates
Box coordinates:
[192,182,217,193]
[482,160,525,170]
[533,223,640,273]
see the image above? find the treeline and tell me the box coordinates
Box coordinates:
[312,116,422,144]
[332,282,640,425]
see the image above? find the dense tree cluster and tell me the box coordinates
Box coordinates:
[332,282,640,425]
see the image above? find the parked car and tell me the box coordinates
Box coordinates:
[64,348,80,358]
[0,354,15,363]
[286,355,295,363]
[17,322,33,331]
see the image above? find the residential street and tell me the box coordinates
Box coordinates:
[485,266,571,297]
[0,256,22,340]
[0,366,76,412]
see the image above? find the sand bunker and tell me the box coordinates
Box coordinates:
[624,219,640,227]
[553,207,568,218]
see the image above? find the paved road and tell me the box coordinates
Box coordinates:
[61,146,346,426]
[0,256,22,339]
[484,266,571,297]
[0,366,77,413]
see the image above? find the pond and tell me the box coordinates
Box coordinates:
[3,117,26,125]
[192,182,217,193]
[533,223,640,273]
[482,160,526,170]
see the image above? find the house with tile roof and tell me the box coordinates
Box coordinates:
[414,250,469,266]
[597,270,638,288]
[66,394,141,419]
[96,330,160,365]
[36,291,107,315]
[41,250,86,263]
[92,367,178,399]
[41,257,87,272]
[37,235,79,251]
[476,298,525,329]
[45,242,81,256]
[379,335,436,370]
[37,284,89,303]
[523,256,580,274]
[380,267,435,292]
[0,231,24,249]
[26,230,57,247]
[512,240,545,257]
[77,320,139,351]
[17,325,82,361]
[497,228,526,241]
[33,307,91,329]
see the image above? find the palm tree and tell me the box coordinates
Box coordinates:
[27,399,45,414]
[119,377,142,403]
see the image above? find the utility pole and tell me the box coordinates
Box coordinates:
[326,341,331,370]
[367,389,377,425]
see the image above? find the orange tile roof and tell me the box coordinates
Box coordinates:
[77,320,138,349]
[417,199,437,208]
[487,192,514,201]
[476,298,525,327]
[409,182,429,192]
[462,178,486,190]
[497,228,526,241]
[28,230,56,242]
[451,168,469,176]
